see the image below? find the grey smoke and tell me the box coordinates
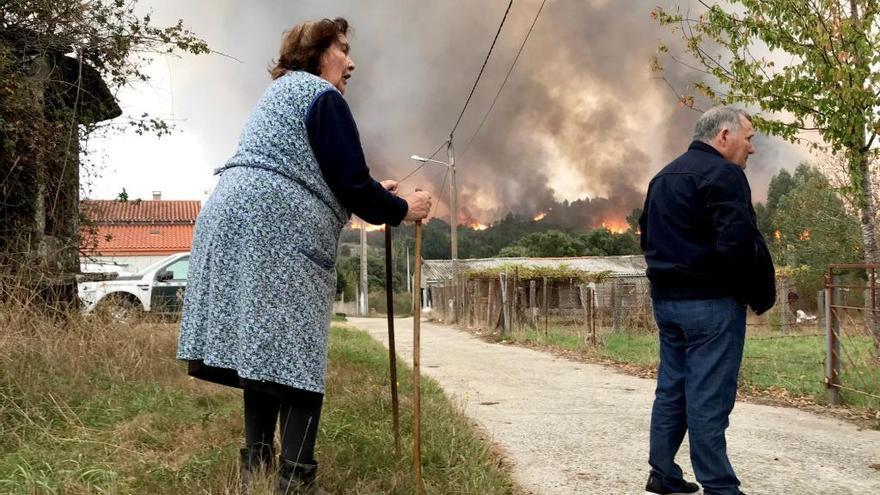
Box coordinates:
[138,0,805,226]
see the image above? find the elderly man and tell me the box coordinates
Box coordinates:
[639,106,775,495]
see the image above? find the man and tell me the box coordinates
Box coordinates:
[639,106,775,495]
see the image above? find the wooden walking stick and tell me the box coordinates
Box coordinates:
[384,226,402,458]
[412,219,424,491]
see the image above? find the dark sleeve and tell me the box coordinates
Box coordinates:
[306,90,408,226]
[706,165,756,264]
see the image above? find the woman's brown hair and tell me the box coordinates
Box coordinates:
[269,17,350,80]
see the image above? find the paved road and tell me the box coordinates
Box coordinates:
[347,317,880,495]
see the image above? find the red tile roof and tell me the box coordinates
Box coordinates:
[82,200,200,224]
[82,225,195,256]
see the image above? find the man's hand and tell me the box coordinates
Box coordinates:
[380,180,399,195]
[403,190,432,222]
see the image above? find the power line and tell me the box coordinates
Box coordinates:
[427,139,447,160]
[398,139,448,184]
[448,0,515,141]
[430,167,450,219]
[397,162,427,184]
[461,0,547,157]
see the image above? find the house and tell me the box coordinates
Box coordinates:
[1,28,122,305]
[80,192,200,274]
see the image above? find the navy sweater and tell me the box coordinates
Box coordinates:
[639,141,774,310]
[306,90,408,226]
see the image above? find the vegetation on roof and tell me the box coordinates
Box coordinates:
[465,264,613,283]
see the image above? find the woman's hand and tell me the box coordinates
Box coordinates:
[403,191,432,222]
[380,180,399,195]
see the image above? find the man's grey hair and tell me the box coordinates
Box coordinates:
[693,106,752,143]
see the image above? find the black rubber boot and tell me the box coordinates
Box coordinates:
[277,458,328,495]
[240,443,275,493]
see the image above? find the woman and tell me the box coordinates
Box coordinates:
[177,17,432,494]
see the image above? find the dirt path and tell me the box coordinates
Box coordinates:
[347,317,880,495]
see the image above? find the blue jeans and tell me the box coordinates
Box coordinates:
[649,297,746,495]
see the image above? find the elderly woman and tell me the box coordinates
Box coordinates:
[177,17,432,494]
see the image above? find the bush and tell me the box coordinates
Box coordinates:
[368,290,413,316]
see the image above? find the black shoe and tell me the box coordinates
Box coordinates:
[240,443,275,493]
[645,472,701,495]
[277,458,328,495]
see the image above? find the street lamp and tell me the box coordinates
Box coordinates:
[410,142,459,322]
[408,152,458,262]
[409,155,447,166]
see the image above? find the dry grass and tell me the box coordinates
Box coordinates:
[0,302,519,494]
[0,302,243,494]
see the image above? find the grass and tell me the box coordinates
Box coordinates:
[0,306,518,494]
[499,323,880,412]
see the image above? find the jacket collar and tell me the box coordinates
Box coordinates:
[688,140,724,158]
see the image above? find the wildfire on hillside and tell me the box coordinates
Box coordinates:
[600,221,628,234]
[349,222,385,232]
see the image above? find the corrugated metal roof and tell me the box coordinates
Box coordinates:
[422,255,647,286]
[81,225,194,256]
[81,200,200,224]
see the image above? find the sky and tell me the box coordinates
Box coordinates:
[83,0,809,226]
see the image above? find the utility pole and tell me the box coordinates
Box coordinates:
[359,218,369,316]
[407,143,459,320]
[448,139,458,262]
[448,138,459,323]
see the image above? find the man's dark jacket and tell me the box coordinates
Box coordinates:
[639,141,775,315]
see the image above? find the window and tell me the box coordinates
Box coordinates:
[161,258,189,281]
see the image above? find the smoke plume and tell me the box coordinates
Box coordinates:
[138,0,806,228]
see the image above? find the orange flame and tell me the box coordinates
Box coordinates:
[533,212,547,222]
[600,221,628,234]
[350,223,385,232]
[773,230,782,240]
[470,223,490,231]
[798,229,811,241]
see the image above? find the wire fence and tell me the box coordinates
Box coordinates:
[425,268,880,410]
[825,265,880,409]
[427,272,821,339]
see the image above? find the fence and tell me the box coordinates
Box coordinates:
[824,264,880,408]
[427,271,813,336]
[427,272,654,339]
[425,269,871,410]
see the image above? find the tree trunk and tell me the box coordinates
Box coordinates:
[853,152,880,358]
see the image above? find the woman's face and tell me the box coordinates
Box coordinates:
[319,34,355,94]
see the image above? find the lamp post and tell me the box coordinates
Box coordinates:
[410,143,459,322]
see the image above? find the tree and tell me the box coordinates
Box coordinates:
[626,207,643,233]
[337,253,393,299]
[653,0,880,355]
[772,165,862,299]
[496,228,642,258]
[766,169,797,217]
[582,228,641,256]
[498,230,585,258]
[759,164,822,238]
[1,0,208,307]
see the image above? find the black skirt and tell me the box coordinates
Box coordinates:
[187,359,323,406]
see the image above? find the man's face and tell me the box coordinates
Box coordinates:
[714,114,755,168]
[319,35,354,94]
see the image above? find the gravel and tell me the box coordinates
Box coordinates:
[348,316,880,495]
